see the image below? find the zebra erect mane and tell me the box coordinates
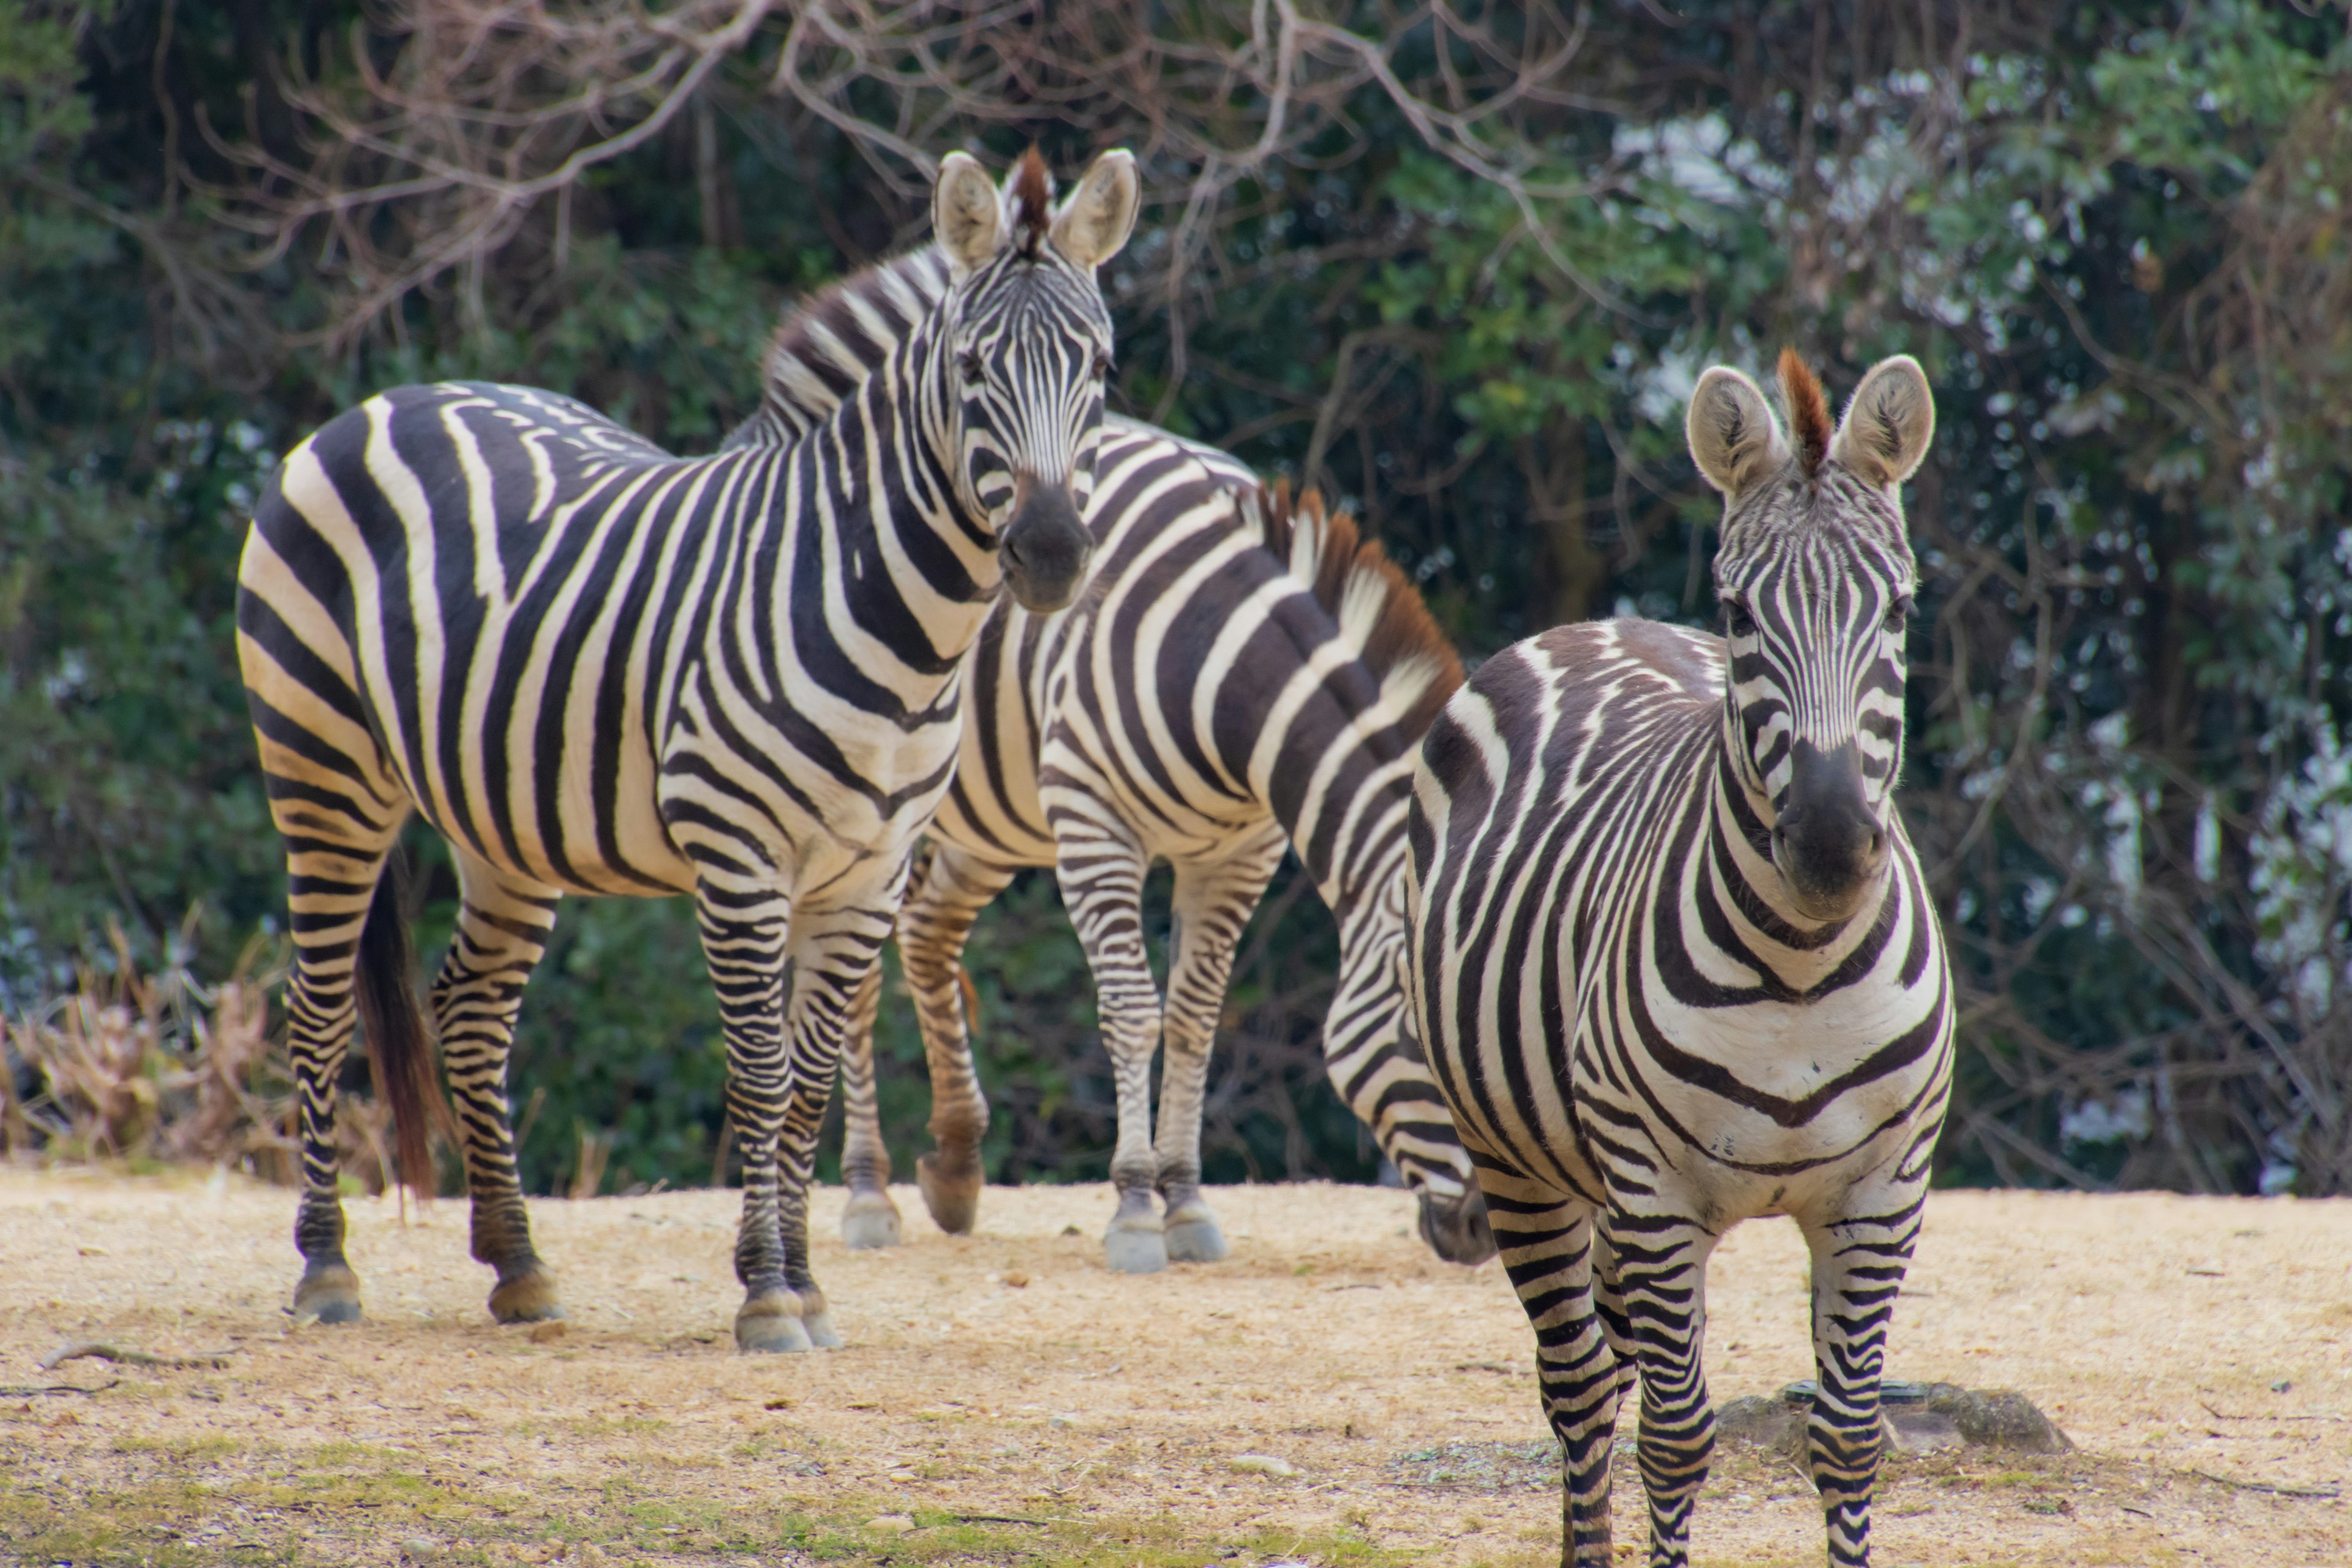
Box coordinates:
[1247,478,1465,734]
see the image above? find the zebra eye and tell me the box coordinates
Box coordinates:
[1093,350,1115,380]
[1723,599,1757,638]
[1886,594,1915,631]
[957,349,985,387]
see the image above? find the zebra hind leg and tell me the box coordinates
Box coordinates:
[1154,845,1281,1263]
[837,962,900,1248]
[1801,1199,1926,1567]
[898,845,1018,1237]
[430,852,565,1323]
[1052,824,1166,1273]
[1484,1169,1620,1567]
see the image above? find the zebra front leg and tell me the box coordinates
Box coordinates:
[1154,842,1281,1262]
[898,844,1019,1236]
[1607,1211,1721,1568]
[1053,819,1166,1273]
[691,881,807,1353]
[430,851,564,1322]
[837,962,900,1249]
[1801,1196,1926,1567]
[772,889,907,1348]
[1483,1164,1621,1567]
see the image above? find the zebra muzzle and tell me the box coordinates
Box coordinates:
[1000,475,1091,613]
[1772,738,1887,921]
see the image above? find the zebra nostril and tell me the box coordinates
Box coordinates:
[1869,829,1885,857]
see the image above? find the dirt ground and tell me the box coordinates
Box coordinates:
[2,1169,2346,1567]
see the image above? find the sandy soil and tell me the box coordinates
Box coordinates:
[2,1168,2347,1567]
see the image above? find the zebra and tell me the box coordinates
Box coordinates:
[1404,351,1951,1567]
[234,148,1139,1352]
[722,249,1497,1272]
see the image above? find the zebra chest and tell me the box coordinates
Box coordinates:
[1585,978,1938,1193]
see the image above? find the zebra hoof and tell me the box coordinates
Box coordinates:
[802,1308,843,1350]
[1417,1186,1499,1266]
[916,1151,983,1235]
[841,1189,903,1250]
[488,1265,565,1324]
[1163,1202,1230,1264]
[295,1263,363,1325]
[734,1293,814,1354]
[1103,1220,1168,1275]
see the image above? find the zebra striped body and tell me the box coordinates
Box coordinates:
[235,151,1139,1349]
[730,248,1493,1270]
[1406,354,1951,1566]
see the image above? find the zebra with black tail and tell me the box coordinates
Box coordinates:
[1405,350,1951,1567]
[235,148,1139,1351]
[723,251,1495,1271]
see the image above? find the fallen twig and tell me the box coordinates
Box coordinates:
[37,1340,236,1372]
[0,1378,121,1397]
[2198,1399,2345,1423]
[950,1513,1065,1526]
[2186,1468,2341,1500]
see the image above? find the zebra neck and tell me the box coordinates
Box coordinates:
[776,328,1003,673]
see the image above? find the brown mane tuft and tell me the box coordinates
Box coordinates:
[1251,479,1465,737]
[1779,347,1831,475]
[1009,147,1053,256]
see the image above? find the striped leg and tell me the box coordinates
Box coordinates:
[1605,1212,1721,1568]
[1154,837,1284,1262]
[1332,949,1494,1264]
[281,834,402,1324]
[691,880,807,1352]
[1802,1196,1926,1567]
[1052,818,1167,1273]
[428,850,564,1323]
[771,881,908,1349]
[899,845,1020,1236]
[837,962,899,1248]
[1481,1161,1622,1567]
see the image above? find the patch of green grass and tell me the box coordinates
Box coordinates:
[111,1433,244,1461]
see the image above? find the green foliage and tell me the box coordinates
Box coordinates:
[6,1,2350,1195]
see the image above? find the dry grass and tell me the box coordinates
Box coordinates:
[2,1170,2347,1566]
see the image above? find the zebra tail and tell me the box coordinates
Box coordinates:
[353,858,445,1199]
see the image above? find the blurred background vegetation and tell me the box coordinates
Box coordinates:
[3,1,2349,1198]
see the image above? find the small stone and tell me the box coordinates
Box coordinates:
[1230,1453,1297,1477]
[529,1321,568,1344]
[2272,1379,2293,1393]
[1003,1271,1031,1288]
[402,1538,441,1562]
[1049,1412,1079,1428]
[1060,1224,1082,1236]
[867,1514,916,1534]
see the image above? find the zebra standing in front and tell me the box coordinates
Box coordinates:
[1406,351,1952,1567]
[723,251,1496,1272]
[235,149,1139,1352]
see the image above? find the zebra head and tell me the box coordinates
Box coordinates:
[1686,350,1937,923]
[929,148,1137,613]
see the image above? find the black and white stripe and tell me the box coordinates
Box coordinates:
[1404,353,1953,1566]
[728,249,1495,1270]
[235,150,1139,1351]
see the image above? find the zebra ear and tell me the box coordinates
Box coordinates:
[1686,367,1789,499]
[1833,355,1936,488]
[934,152,1008,276]
[1049,149,1140,270]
